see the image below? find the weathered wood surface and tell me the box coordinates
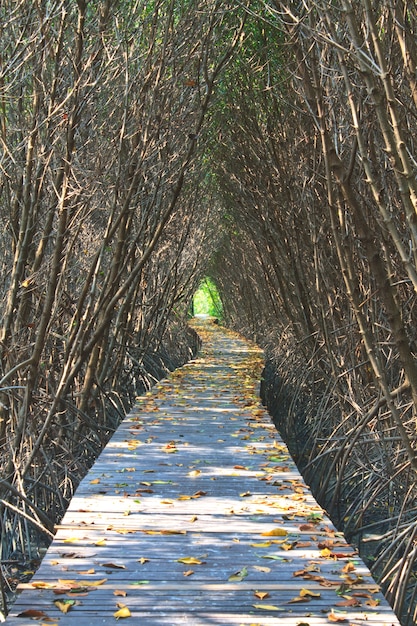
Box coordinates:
[6,321,401,625]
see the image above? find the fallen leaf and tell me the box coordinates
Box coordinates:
[183,570,194,577]
[228,566,248,582]
[254,591,270,600]
[90,478,100,484]
[188,470,201,477]
[102,562,126,570]
[177,557,203,565]
[78,578,107,587]
[335,597,361,607]
[138,557,149,564]
[261,527,287,537]
[114,604,131,618]
[252,604,284,611]
[253,565,271,573]
[320,547,333,558]
[192,490,207,497]
[54,599,75,613]
[132,580,149,585]
[300,588,321,597]
[17,610,49,619]
[114,590,127,597]
[341,562,356,573]
[327,610,348,622]
[288,595,311,603]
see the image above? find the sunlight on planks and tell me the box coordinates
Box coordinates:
[5,321,401,625]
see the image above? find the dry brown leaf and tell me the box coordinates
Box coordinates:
[327,610,348,622]
[254,591,270,600]
[341,562,356,573]
[288,595,311,603]
[335,597,361,607]
[17,610,49,619]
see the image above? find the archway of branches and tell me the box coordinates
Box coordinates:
[1,1,417,623]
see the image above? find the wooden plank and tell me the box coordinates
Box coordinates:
[5,321,401,625]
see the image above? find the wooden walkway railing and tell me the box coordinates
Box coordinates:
[5,320,401,625]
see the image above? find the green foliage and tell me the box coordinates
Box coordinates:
[193,277,223,318]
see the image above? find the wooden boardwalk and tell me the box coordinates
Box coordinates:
[6,321,401,625]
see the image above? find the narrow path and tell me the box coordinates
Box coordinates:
[6,321,400,625]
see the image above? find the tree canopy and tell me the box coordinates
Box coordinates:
[1,1,417,623]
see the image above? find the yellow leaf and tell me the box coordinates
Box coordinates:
[183,570,194,577]
[63,537,79,543]
[90,478,100,484]
[95,539,107,546]
[178,495,192,500]
[261,527,287,537]
[300,588,321,597]
[113,605,131,619]
[341,562,355,573]
[58,579,76,585]
[78,578,107,587]
[114,590,127,597]
[252,604,283,611]
[251,541,271,548]
[138,557,149,565]
[54,600,75,614]
[320,547,332,558]
[177,557,203,565]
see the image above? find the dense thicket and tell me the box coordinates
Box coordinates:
[0,0,244,613]
[207,2,417,623]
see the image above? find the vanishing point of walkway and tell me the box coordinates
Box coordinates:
[6,321,400,625]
